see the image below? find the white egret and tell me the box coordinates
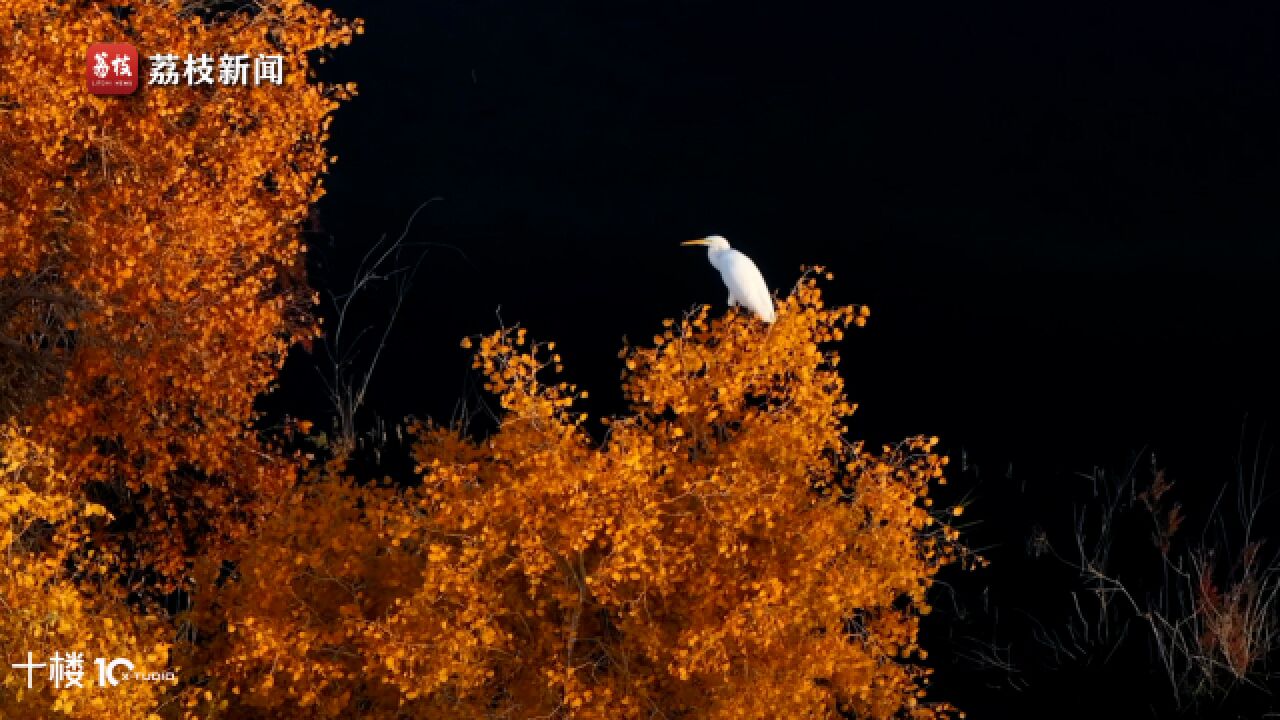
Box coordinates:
[681,235,776,323]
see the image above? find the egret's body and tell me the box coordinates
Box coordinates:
[681,235,776,323]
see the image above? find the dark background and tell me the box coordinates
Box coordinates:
[276,1,1280,715]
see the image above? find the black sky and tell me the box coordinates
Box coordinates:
[280,1,1280,509]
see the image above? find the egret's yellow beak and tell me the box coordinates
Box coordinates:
[681,238,711,247]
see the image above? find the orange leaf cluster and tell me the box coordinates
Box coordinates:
[1,1,357,716]
[1,3,967,717]
[1,422,171,718]
[200,278,965,719]
[0,1,358,576]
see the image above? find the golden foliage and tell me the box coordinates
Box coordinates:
[193,276,966,719]
[0,3,965,717]
[0,1,356,716]
[1,423,171,718]
[0,1,358,576]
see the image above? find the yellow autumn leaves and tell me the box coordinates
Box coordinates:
[2,2,966,718]
[1,0,357,577]
[0,423,170,720]
[149,277,966,719]
[1,1,358,717]
[374,277,962,719]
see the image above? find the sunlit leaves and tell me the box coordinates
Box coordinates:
[0,423,169,718]
[215,275,963,719]
[0,0,358,575]
[1,1,357,717]
[1,4,966,715]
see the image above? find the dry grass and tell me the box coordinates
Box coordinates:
[1044,438,1280,707]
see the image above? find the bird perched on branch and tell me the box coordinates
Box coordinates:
[681,235,776,323]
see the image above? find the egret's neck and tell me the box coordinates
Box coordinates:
[706,245,731,271]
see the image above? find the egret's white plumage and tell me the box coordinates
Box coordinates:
[681,235,776,323]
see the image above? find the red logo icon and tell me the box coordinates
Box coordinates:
[86,43,139,95]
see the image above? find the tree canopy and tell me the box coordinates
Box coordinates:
[0,3,965,718]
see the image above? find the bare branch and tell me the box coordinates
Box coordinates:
[318,198,445,454]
